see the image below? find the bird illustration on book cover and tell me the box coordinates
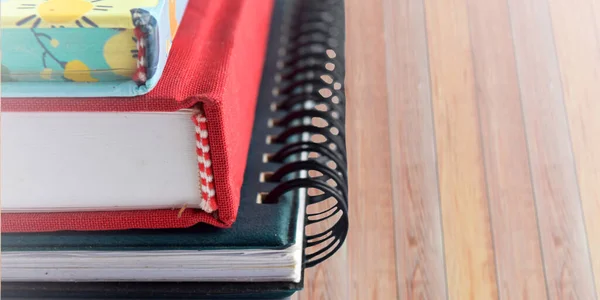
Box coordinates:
[0,0,180,83]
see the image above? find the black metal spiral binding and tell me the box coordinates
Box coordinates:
[262,0,348,268]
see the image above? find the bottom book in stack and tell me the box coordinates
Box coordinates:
[1,0,348,298]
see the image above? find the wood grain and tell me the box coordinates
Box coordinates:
[382,0,448,299]
[547,0,600,297]
[304,0,399,299]
[422,0,498,299]
[298,245,349,300]
[465,0,548,298]
[593,1,600,43]
[507,0,597,298]
[300,0,600,298]
[299,1,399,298]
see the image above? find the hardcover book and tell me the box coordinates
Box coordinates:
[1,0,188,97]
[1,0,275,231]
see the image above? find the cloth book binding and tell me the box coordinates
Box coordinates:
[1,0,189,98]
[1,0,275,232]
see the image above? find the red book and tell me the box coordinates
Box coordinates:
[1,0,275,232]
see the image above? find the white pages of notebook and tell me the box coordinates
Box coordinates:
[2,192,306,282]
[1,111,203,212]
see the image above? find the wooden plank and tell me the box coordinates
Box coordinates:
[344,0,399,293]
[299,0,398,299]
[422,0,498,299]
[298,245,349,300]
[296,0,398,298]
[547,0,600,297]
[382,0,448,299]
[465,0,548,298]
[594,2,600,43]
[299,0,397,298]
[507,0,597,298]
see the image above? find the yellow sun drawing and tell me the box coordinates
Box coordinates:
[1,0,159,28]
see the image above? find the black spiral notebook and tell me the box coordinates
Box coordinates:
[1,0,347,298]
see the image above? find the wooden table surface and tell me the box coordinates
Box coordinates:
[296,0,600,299]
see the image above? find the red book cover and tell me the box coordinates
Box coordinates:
[1,0,274,232]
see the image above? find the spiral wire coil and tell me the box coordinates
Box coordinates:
[262,0,348,268]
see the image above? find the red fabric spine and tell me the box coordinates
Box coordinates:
[193,109,218,213]
[132,27,148,84]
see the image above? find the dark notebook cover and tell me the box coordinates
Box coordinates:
[1,0,347,298]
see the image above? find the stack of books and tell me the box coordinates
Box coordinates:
[1,0,348,298]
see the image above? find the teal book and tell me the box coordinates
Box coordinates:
[1,0,348,298]
[0,0,189,97]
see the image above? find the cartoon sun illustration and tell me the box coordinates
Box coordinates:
[14,0,110,28]
[2,0,159,28]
